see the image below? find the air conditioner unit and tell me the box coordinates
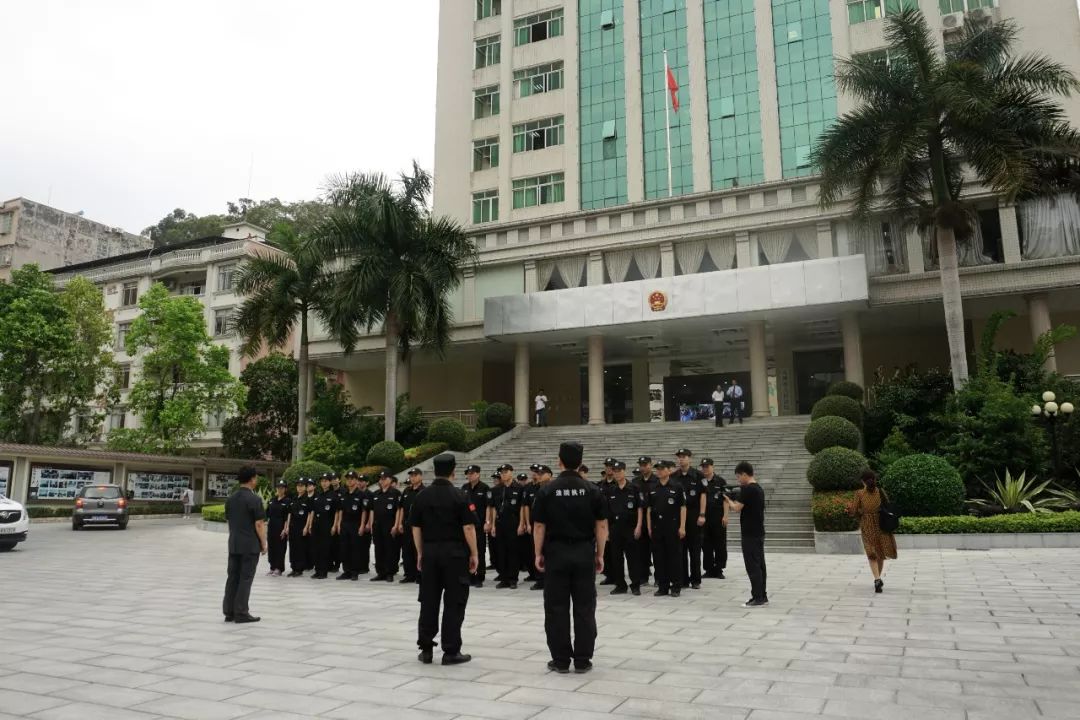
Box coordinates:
[942,12,964,32]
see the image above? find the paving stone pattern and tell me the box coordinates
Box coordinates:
[4,521,1080,719]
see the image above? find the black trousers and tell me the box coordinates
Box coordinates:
[742,534,767,601]
[417,542,470,655]
[288,531,309,572]
[471,523,486,584]
[222,552,258,617]
[402,524,419,580]
[731,399,743,423]
[329,526,340,570]
[543,541,597,667]
[313,524,334,576]
[358,531,372,573]
[652,528,682,591]
[608,524,642,589]
[493,523,518,583]
[373,521,398,578]
[714,401,724,427]
[520,530,536,579]
[682,525,703,586]
[267,524,287,572]
[340,525,361,576]
[702,516,727,575]
[638,531,652,582]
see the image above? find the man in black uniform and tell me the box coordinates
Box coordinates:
[308,472,341,579]
[598,458,617,586]
[527,465,554,591]
[521,468,539,584]
[647,460,686,597]
[532,440,608,674]
[303,477,318,570]
[370,470,402,582]
[462,464,489,587]
[400,468,425,584]
[700,458,729,579]
[222,466,266,623]
[634,457,658,584]
[356,473,373,575]
[486,469,500,571]
[328,473,344,573]
[411,453,479,666]
[488,464,523,588]
[672,448,707,590]
[286,478,312,577]
[265,479,291,576]
[603,461,644,596]
[337,471,366,580]
[727,461,768,607]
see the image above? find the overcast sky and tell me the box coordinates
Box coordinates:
[0,0,439,233]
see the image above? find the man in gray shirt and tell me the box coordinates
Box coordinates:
[223,466,267,623]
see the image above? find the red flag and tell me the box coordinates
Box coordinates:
[666,65,680,112]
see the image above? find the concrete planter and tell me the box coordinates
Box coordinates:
[199,519,228,533]
[816,530,1080,553]
[814,530,864,554]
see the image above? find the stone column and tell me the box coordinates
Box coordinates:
[686,0,712,192]
[841,312,865,388]
[462,266,477,321]
[999,201,1023,264]
[660,241,676,277]
[747,321,769,418]
[587,251,604,286]
[524,259,539,293]
[631,358,650,423]
[623,0,645,203]
[754,0,782,182]
[905,225,925,274]
[736,230,752,268]
[1026,293,1056,372]
[816,221,834,259]
[587,335,605,425]
[514,342,530,426]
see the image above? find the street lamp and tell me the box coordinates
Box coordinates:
[1032,391,1074,480]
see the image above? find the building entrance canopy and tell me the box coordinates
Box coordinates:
[483,256,869,342]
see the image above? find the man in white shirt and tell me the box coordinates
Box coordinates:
[711,385,726,427]
[534,389,549,427]
[727,380,744,425]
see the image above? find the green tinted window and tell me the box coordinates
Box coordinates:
[579,0,628,208]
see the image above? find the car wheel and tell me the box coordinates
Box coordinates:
[72,520,81,531]
[0,541,16,551]
[118,521,129,530]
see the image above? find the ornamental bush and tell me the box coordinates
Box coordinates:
[898,511,1080,534]
[804,416,861,454]
[350,465,389,480]
[404,442,449,465]
[810,395,863,427]
[201,504,226,522]
[806,446,869,491]
[881,453,965,517]
[282,460,333,485]
[485,402,513,430]
[426,418,468,450]
[827,380,865,402]
[811,491,860,532]
[463,427,504,451]
[301,430,356,472]
[366,440,406,471]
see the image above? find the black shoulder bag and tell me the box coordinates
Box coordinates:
[877,489,901,534]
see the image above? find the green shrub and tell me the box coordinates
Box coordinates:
[366,440,406,471]
[350,465,389,479]
[471,400,490,429]
[812,491,860,531]
[898,511,1080,534]
[28,505,72,518]
[810,395,863,427]
[282,460,333,485]
[881,453,965,517]
[484,402,514,431]
[202,504,226,522]
[463,427,504,451]
[806,446,869,491]
[804,416,861,454]
[426,418,469,450]
[404,442,449,465]
[301,430,356,471]
[129,502,189,515]
[872,426,915,473]
[827,381,864,402]
[864,367,954,455]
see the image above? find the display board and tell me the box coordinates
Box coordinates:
[0,463,11,497]
[29,465,112,500]
[129,471,191,501]
[206,473,237,500]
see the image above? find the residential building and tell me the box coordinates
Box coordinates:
[0,197,151,281]
[326,0,1080,425]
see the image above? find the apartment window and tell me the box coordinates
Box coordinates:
[206,410,226,430]
[600,9,615,28]
[109,409,127,431]
[514,62,563,98]
[0,212,12,234]
[795,145,813,168]
[181,282,204,296]
[116,322,131,351]
[475,35,501,69]
[849,0,917,23]
[120,281,139,307]
[474,85,500,118]
[514,9,564,46]
[116,364,131,391]
[476,0,501,20]
[217,263,236,292]
[512,173,565,209]
[213,309,234,337]
[472,191,499,224]
[512,116,565,152]
[473,137,500,171]
[940,0,993,11]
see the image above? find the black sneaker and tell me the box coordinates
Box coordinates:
[653,588,669,597]
[384,575,396,582]
[495,581,511,589]
[743,598,768,607]
[630,586,641,596]
[400,577,414,584]
[610,586,628,595]
[336,573,351,581]
[598,579,614,586]
[691,583,701,590]
[418,649,433,664]
[286,570,302,577]
[369,575,385,582]
[530,582,544,591]
[509,582,518,589]
[573,660,593,674]
[547,660,570,674]
[671,588,681,598]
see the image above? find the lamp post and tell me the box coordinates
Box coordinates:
[1032,391,1074,481]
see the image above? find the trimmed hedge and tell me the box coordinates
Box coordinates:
[463,427,504,451]
[898,511,1080,534]
[366,440,406,470]
[404,442,449,466]
[812,490,860,532]
[202,504,226,522]
[807,446,869,491]
[485,402,513,430]
[827,380,864,402]
[881,453,965,517]
[810,395,863,426]
[426,418,468,450]
[351,465,389,479]
[804,416,861,454]
[283,460,333,485]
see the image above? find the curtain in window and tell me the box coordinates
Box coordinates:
[705,236,736,270]
[674,240,706,275]
[1020,194,1080,260]
[795,226,820,260]
[555,255,587,288]
[634,246,661,279]
[538,260,556,291]
[849,221,889,275]
[603,249,635,283]
[957,218,997,267]
[885,216,909,273]
[756,231,794,265]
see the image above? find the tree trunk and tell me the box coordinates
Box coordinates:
[398,352,411,399]
[937,225,970,388]
[295,312,309,462]
[384,314,399,443]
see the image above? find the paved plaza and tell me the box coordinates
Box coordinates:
[3,520,1080,720]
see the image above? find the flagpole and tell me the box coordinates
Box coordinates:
[663,48,673,198]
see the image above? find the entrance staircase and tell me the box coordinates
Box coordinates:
[467,417,815,553]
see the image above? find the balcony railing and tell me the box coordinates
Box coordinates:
[367,409,479,431]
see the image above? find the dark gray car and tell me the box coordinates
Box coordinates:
[73,484,129,530]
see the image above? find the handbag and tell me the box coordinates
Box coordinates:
[877,489,901,534]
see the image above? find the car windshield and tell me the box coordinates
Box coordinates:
[82,486,121,499]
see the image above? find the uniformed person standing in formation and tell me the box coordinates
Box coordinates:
[265,479,291,576]
[328,473,344,573]
[303,477,318,570]
[307,472,341,579]
[462,464,490,588]
[400,468,425,584]
[520,468,539,587]
[370,470,403,582]
[647,460,686,597]
[672,449,708,590]
[286,478,313,576]
[597,458,616,586]
[700,458,729,579]
[532,440,608,674]
[603,461,644,595]
[488,464,523,589]
[634,457,658,585]
[411,453,478,666]
[356,473,373,575]
[528,465,553,591]
[486,470,500,573]
[337,471,367,581]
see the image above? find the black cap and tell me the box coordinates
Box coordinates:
[344,470,359,479]
[559,440,584,470]
[275,479,288,488]
[515,472,529,482]
[611,461,626,471]
[657,460,676,469]
[432,453,456,477]
[529,463,541,472]
[498,463,514,472]
[637,456,652,465]
[490,471,500,480]
[578,464,589,474]
[465,464,481,474]
[537,464,552,475]
[407,467,423,476]
[603,457,615,467]
[319,472,335,482]
[699,458,714,467]
[675,448,692,457]
[378,470,394,480]
[632,467,642,476]
[358,474,370,483]
[303,477,316,486]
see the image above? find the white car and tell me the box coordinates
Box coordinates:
[0,494,29,550]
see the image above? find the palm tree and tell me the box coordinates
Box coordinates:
[315,164,477,442]
[815,8,1080,389]
[233,223,335,459]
